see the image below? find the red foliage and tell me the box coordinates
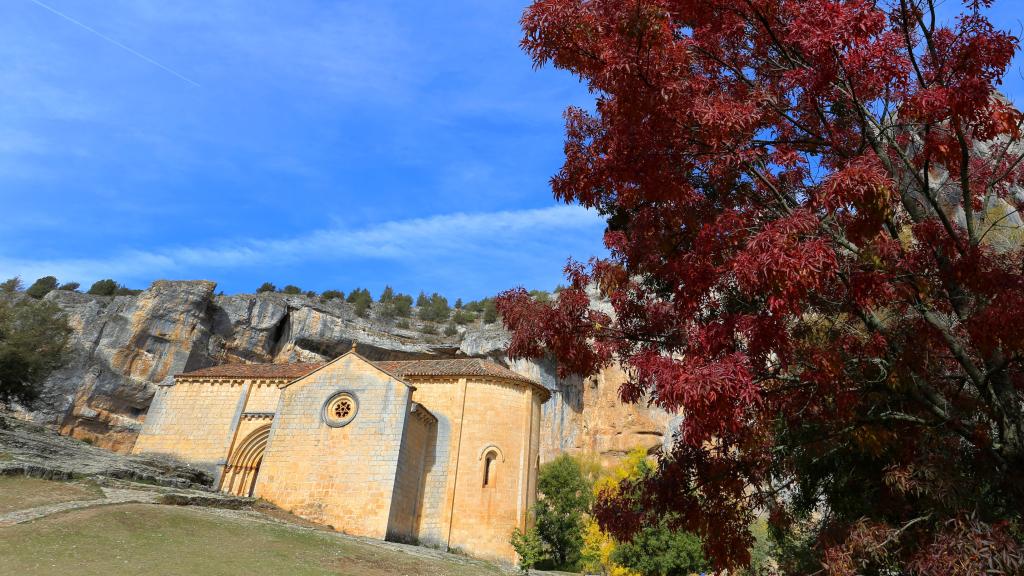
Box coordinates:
[500,0,1024,572]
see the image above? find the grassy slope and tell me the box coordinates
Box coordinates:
[0,477,104,514]
[0,502,507,576]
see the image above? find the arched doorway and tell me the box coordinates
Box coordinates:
[220,424,271,497]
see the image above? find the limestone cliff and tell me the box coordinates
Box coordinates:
[20,280,672,461]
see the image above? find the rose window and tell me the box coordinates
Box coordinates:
[323,392,358,427]
[332,398,352,419]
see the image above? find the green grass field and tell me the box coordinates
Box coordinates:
[0,476,103,515]
[0,499,507,576]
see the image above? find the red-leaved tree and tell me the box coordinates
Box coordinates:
[498,1,1024,573]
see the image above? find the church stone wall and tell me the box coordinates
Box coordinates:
[401,378,460,547]
[253,355,413,539]
[243,381,282,413]
[446,379,535,561]
[387,403,436,541]
[131,378,248,472]
[400,376,543,563]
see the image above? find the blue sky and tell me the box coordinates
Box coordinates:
[0,2,1021,300]
[0,0,600,300]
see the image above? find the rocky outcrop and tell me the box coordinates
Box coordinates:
[1,417,213,488]
[15,280,672,461]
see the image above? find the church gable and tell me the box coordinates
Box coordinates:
[280,348,413,393]
[254,351,416,538]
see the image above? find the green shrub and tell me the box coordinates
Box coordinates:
[528,290,552,303]
[416,291,429,307]
[461,298,497,321]
[535,455,591,570]
[347,288,372,304]
[611,518,709,576]
[395,319,411,329]
[0,277,23,294]
[443,322,457,336]
[454,298,463,309]
[353,299,370,318]
[58,282,80,292]
[421,323,438,335]
[321,290,345,301]
[256,282,276,293]
[281,285,302,295]
[113,287,142,296]
[346,288,373,318]
[379,286,395,303]
[510,527,545,575]
[87,279,119,296]
[417,293,450,322]
[482,300,498,324]
[380,293,413,321]
[391,294,413,317]
[0,298,72,407]
[452,309,475,325]
[25,276,58,299]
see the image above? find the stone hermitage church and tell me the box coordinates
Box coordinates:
[132,347,550,561]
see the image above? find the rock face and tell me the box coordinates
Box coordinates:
[18,281,673,462]
[1,417,213,488]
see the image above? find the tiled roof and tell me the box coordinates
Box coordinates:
[177,362,324,379]
[375,358,550,400]
[176,357,547,398]
[373,358,537,385]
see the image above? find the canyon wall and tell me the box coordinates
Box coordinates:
[20,280,673,462]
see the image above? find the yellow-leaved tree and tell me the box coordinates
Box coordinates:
[579,449,651,576]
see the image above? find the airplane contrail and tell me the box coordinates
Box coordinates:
[27,0,201,87]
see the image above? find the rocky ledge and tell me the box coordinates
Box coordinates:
[0,417,212,488]
[12,280,673,463]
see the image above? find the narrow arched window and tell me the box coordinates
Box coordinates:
[483,451,497,487]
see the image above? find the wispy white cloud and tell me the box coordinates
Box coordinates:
[26,0,201,86]
[0,205,606,287]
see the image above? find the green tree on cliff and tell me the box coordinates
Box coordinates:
[320,289,344,301]
[25,276,58,299]
[0,277,22,294]
[417,293,450,322]
[391,293,413,317]
[0,298,71,425]
[482,299,498,324]
[87,279,119,296]
[346,288,373,318]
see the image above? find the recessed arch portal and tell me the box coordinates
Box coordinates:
[221,424,271,497]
